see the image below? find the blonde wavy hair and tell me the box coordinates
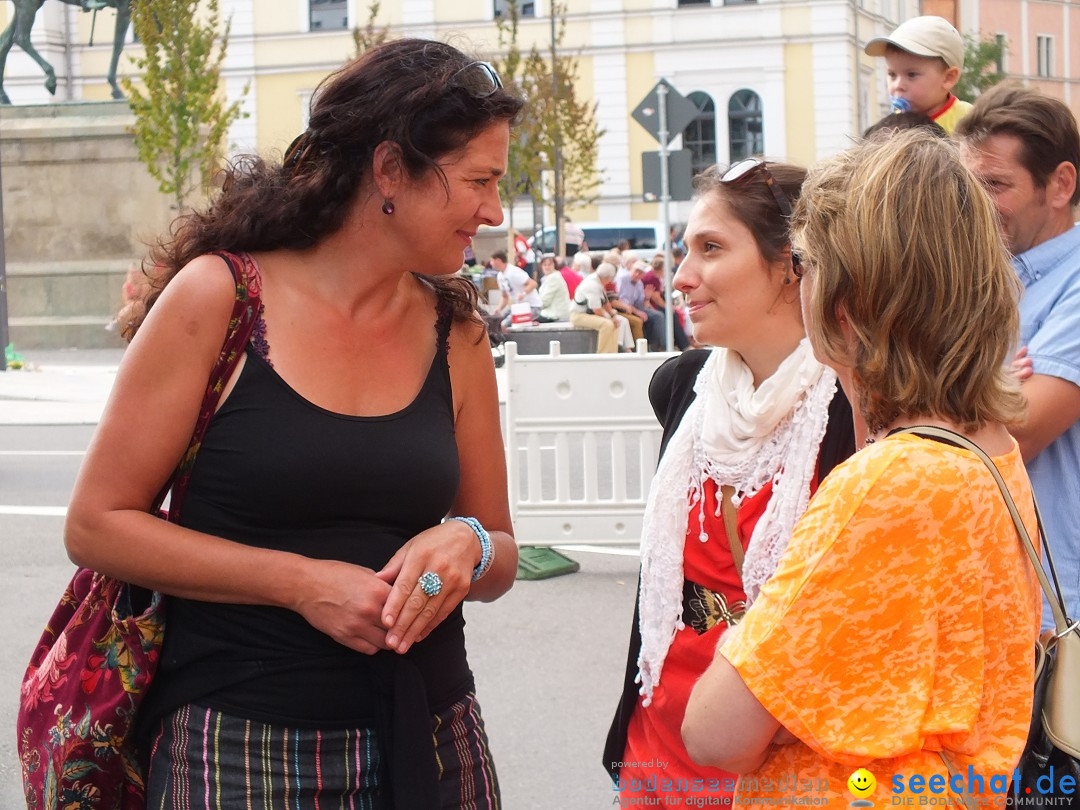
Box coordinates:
[791,129,1026,433]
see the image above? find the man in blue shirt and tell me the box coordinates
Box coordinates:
[959,85,1080,630]
[614,260,663,350]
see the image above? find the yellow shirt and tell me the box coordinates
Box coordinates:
[933,95,974,135]
[722,435,1040,804]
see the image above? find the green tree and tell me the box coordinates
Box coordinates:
[123,0,247,211]
[525,35,604,215]
[492,0,542,236]
[954,35,1007,103]
[494,0,603,255]
[352,0,391,55]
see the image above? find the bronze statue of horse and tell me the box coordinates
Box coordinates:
[0,0,132,104]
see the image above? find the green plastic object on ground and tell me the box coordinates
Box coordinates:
[5,343,24,369]
[516,546,580,580]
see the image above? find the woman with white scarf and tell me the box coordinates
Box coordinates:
[604,160,855,804]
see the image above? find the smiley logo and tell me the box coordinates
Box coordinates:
[848,768,877,804]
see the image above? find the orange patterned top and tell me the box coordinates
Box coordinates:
[722,434,1041,803]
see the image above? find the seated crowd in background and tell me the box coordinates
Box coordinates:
[474,242,694,354]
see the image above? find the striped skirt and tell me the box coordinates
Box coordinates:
[145,692,501,809]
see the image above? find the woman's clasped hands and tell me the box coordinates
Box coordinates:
[291,521,480,656]
[378,520,482,654]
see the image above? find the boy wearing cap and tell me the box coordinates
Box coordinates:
[865,16,972,134]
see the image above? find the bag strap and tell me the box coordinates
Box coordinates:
[896,426,1072,635]
[938,751,977,810]
[151,251,262,521]
[720,484,744,577]
[899,425,1059,809]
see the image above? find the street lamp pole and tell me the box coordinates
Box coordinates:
[550,2,564,260]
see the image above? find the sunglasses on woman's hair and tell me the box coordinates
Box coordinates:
[449,61,503,98]
[720,158,793,221]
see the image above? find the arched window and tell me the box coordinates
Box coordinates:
[683,92,717,176]
[728,89,764,162]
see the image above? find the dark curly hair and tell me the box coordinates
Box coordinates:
[128,38,524,339]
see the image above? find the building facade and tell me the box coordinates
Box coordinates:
[4,0,1076,225]
[930,0,1079,108]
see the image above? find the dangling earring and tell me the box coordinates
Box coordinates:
[382,198,395,215]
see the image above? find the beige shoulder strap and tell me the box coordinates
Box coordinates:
[938,751,977,810]
[897,426,1069,633]
[720,484,744,578]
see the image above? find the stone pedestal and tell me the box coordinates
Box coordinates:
[1,101,173,349]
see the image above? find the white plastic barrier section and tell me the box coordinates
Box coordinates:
[503,339,680,546]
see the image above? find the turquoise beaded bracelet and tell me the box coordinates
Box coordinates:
[448,516,494,581]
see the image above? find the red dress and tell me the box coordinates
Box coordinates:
[618,477,786,802]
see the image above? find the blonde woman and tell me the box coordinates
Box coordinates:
[684,131,1040,804]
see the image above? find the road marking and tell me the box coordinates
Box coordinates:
[0,451,86,456]
[0,505,67,517]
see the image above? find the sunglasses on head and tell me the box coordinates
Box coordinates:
[722,158,803,280]
[720,158,793,221]
[449,61,503,98]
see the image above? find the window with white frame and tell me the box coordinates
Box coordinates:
[728,89,763,162]
[1036,35,1053,78]
[310,0,348,31]
[683,92,717,175]
[678,0,711,7]
[494,0,535,17]
[995,34,1007,74]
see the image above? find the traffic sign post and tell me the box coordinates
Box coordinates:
[632,79,697,352]
[632,80,699,144]
[643,149,693,202]
[657,82,674,353]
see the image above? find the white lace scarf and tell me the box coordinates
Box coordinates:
[635,340,837,705]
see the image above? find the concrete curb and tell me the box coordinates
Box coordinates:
[0,365,116,426]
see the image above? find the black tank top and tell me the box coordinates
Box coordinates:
[143,292,472,729]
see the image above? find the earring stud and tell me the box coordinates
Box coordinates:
[382,198,395,215]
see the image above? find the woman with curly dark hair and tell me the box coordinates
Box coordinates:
[64,39,522,808]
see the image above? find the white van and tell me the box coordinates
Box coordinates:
[527,221,667,259]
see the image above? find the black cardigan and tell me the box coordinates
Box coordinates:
[602,349,856,778]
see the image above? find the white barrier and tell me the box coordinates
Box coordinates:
[503,339,680,547]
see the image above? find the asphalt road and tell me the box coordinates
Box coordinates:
[0,422,640,809]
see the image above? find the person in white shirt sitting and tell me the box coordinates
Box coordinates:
[492,249,541,327]
[569,262,633,353]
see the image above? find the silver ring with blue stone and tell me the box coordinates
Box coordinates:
[418,571,443,597]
